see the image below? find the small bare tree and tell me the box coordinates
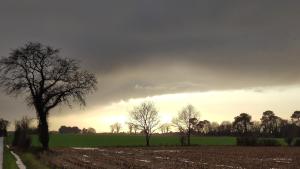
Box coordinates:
[172,105,199,146]
[165,124,171,133]
[110,122,122,133]
[0,42,97,150]
[110,124,115,133]
[129,101,160,146]
[114,122,122,133]
[133,124,139,134]
[127,122,134,134]
[160,124,166,134]
[159,123,172,134]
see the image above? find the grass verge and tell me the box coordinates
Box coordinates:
[5,136,50,169]
[19,151,50,169]
[3,145,18,169]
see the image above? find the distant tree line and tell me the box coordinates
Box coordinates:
[120,102,300,146]
[186,111,300,139]
[58,125,96,134]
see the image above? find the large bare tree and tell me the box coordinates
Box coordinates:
[172,105,199,146]
[0,42,97,150]
[129,101,160,146]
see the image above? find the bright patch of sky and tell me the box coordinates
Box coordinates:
[49,85,300,132]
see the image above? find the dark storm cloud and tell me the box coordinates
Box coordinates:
[1,0,300,119]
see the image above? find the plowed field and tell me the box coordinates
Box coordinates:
[41,146,300,169]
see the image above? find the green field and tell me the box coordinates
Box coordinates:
[6,134,237,147]
[6,134,289,148]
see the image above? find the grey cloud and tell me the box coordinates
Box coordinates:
[1,0,300,120]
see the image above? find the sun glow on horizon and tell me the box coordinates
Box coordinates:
[49,85,300,132]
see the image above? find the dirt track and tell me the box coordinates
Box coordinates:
[41,146,300,169]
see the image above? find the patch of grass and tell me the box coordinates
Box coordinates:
[274,138,287,146]
[3,145,18,169]
[4,134,13,145]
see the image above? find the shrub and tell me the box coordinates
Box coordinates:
[0,119,9,137]
[237,137,257,146]
[293,139,300,146]
[284,137,294,146]
[237,137,281,146]
[257,138,281,146]
[58,126,81,134]
[12,117,32,150]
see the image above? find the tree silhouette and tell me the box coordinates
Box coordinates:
[233,113,253,135]
[261,110,275,135]
[210,122,220,134]
[291,111,300,125]
[0,118,9,137]
[129,101,160,146]
[126,122,134,134]
[115,123,121,133]
[219,121,232,136]
[110,124,115,133]
[58,126,81,134]
[251,121,261,135]
[0,42,97,150]
[133,124,139,134]
[260,110,283,136]
[196,120,211,134]
[110,122,122,133]
[173,105,199,146]
[159,123,172,134]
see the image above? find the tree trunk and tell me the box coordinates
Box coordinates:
[38,112,49,150]
[4,128,7,137]
[187,128,191,146]
[145,134,150,146]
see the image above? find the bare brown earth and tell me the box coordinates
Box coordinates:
[40,146,300,169]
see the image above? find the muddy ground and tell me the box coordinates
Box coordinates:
[40,146,300,169]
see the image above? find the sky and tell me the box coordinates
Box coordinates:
[0,0,300,132]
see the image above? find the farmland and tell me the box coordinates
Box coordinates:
[40,146,300,169]
[5,134,294,169]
